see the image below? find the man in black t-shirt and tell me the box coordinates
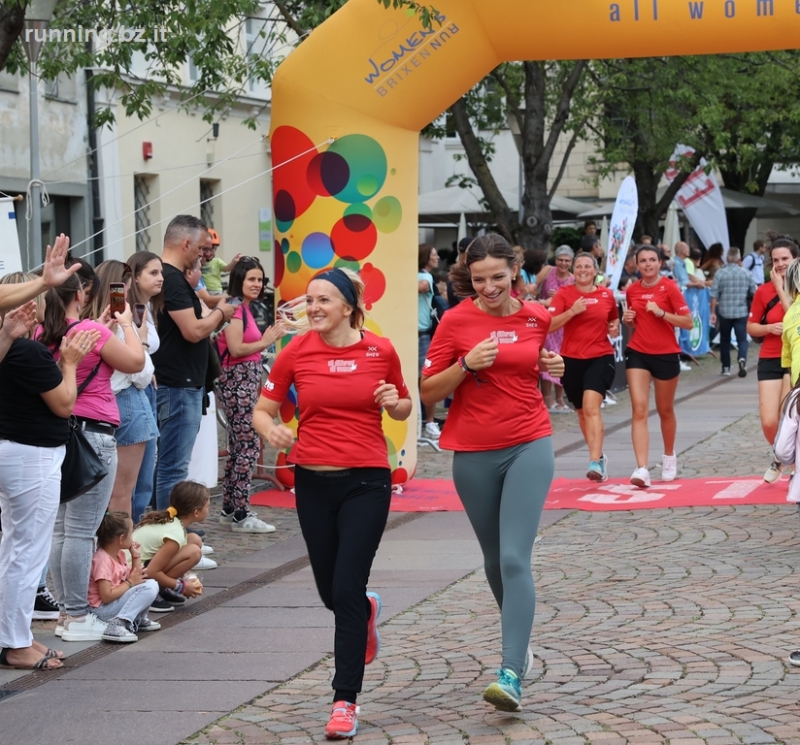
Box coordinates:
[152,215,235,508]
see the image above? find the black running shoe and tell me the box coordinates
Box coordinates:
[149,595,175,613]
[160,587,186,606]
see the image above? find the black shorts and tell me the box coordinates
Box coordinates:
[757,357,789,382]
[561,355,616,410]
[625,347,680,381]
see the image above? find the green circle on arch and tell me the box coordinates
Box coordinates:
[373,196,402,233]
[328,135,387,204]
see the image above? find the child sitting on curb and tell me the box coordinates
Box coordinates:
[89,511,160,643]
[132,481,207,611]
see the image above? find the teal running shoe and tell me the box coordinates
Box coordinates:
[482,668,522,712]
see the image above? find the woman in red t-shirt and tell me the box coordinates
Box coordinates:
[549,253,619,482]
[747,233,798,482]
[622,245,693,488]
[253,268,411,740]
[421,234,564,714]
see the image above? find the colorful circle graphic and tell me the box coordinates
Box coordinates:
[373,196,402,233]
[331,214,378,261]
[301,232,335,269]
[327,135,387,204]
[307,151,350,197]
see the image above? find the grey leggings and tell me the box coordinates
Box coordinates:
[452,437,554,677]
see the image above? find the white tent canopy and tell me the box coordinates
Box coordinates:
[577,186,800,219]
[418,184,597,217]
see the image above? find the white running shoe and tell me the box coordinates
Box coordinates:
[521,646,535,679]
[630,467,651,488]
[231,513,276,533]
[423,421,441,438]
[764,460,782,483]
[201,544,214,555]
[661,454,677,482]
[679,361,692,371]
[192,555,218,571]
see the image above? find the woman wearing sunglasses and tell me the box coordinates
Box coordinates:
[215,258,288,533]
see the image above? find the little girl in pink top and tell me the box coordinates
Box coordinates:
[88,511,159,643]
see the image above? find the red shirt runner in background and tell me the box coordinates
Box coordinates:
[625,278,690,355]
[550,284,618,358]
[749,282,785,360]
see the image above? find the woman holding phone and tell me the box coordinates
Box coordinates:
[84,261,158,517]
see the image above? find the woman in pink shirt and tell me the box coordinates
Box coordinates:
[39,271,145,643]
[215,258,287,533]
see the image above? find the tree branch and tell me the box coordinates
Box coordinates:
[548,119,585,202]
[0,1,25,73]
[272,0,308,39]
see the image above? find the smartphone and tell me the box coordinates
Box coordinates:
[109,283,126,316]
[133,303,146,328]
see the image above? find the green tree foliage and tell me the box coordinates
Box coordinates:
[590,54,800,247]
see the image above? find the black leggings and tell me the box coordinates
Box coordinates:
[294,466,391,703]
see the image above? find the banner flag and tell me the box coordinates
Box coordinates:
[0,199,22,275]
[665,145,729,252]
[606,176,638,292]
[680,287,711,356]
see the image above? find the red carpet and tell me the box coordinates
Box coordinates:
[251,476,792,512]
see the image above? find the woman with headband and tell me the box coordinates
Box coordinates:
[253,267,412,740]
[421,234,564,714]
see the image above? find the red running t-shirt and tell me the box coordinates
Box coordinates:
[550,285,619,359]
[422,299,552,451]
[748,282,786,359]
[625,278,690,355]
[261,330,409,468]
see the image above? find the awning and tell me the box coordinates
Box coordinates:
[577,186,800,218]
[417,184,599,218]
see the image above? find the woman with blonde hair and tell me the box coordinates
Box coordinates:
[254,267,411,739]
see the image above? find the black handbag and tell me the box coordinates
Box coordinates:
[60,359,109,503]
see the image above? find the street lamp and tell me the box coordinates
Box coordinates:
[22,0,58,269]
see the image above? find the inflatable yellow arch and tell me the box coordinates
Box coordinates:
[269,0,799,484]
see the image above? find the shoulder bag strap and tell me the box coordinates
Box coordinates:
[760,295,781,325]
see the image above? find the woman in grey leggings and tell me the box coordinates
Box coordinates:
[421,234,563,713]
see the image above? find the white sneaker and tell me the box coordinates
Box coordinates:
[54,613,67,637]
[62,612,108,642]
[630,467,651,488]
[764,460,782,483]
[101,617,138,643]
[192,555,218,571]
[423,421,441,438]
[679,361,692,371]
[200,544,214,555]
[231,513,276,533]
[603,394,617,406]
[661,454,677,482]
[521,646,534,679]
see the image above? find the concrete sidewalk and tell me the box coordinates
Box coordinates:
[3,355,795,745]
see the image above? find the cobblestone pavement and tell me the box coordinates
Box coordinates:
[178,365,800,745]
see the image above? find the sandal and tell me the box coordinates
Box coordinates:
[0,646,63,670]
[31,639,64,660]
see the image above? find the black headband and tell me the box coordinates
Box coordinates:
[315,268,358,308]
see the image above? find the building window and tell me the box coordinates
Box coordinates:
[245,17,269,93]
[44,72,77,102]
[200,180,216,228]
[134,175,152,253]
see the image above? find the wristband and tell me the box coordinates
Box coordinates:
[213,307,225,319]
[458,356,474,373]
[174,578,186,595]
[123,579,132,588]
[659,309,666,318]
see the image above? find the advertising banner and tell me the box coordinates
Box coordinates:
[606,176,638,292]
[0,199,23,275]
[680,287,711,356]
[665,145,729,252]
